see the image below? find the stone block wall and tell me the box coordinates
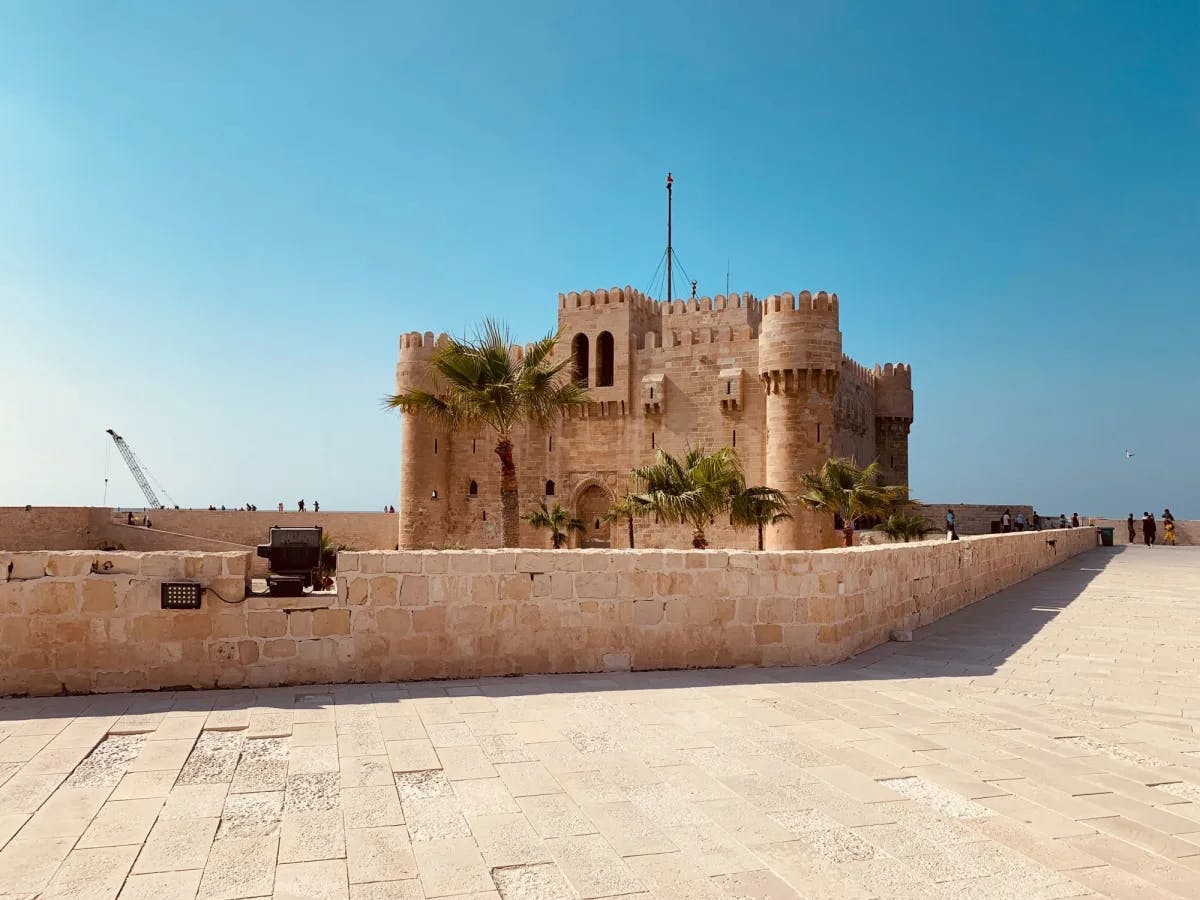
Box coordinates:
[911,504,1035,535]
[0,507,107,550]
[0,551,251,696]
[1,528,1096,696]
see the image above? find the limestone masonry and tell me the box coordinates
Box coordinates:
[398,288,913,550]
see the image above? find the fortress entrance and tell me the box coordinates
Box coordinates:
[575,484,611,548]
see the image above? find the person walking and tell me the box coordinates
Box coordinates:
[1142,511,1156,546]
[277,502,284,512]
[298,499,306,512]
[1127,513,1136,543]
[946,509,959,541]
[1032,511,1042,530]
[1015,512,1026,531]
[1001,509,1013,533]
[1163,508,1175,527]
[1071,513,1080,528]
[314,500,320,513]
[1058,514,1067,528]
[1164,519,1177,546]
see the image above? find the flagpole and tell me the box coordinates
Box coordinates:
[665,172,673,304]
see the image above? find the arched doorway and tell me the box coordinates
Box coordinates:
[575,484,611,548]
[571,334,589,386]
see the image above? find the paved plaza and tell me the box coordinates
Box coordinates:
[1,545,1197,899]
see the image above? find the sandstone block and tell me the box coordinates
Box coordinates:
[499,575,531,602]
[247,610,287,638]
[25,581,78,615]
[347,578,368,606]
[81,580,117,613]
[383,553,422,573]
[754,624,782,645]
[313,608,351,636]
[399,576,429,606]
[263,638,297,659]
[369,576,399,605]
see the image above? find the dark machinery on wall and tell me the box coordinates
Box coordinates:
[256,526,323,596]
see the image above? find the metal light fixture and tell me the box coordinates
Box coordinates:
[161,582,203,609]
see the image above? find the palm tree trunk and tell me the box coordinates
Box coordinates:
[758,524,764,551]
[495,439,519,547]
[627,514,635,549]
[692,529,707,549]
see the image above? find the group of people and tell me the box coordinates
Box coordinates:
[294,499,319,512]
[945,508,1081,541]
[1128,509,1176,546]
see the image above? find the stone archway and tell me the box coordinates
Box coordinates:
[573,483,612,548]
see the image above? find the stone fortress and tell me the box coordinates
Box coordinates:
[397,285,914,551]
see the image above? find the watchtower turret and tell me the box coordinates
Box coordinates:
[873,363,913,488]
[557,286,659,410]
[759,291,842,549]
[396,331,450,548]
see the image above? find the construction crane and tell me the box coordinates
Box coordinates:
[105,428,176,509]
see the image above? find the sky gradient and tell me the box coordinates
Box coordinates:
[1,1,1197,517]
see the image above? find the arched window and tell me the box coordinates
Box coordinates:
[571,334,589,386]
[597,331,615,387]
[468,480,478,497]
[545,480,555,496]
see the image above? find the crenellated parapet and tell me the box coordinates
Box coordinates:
[558,285,659,316]
[757,291,842,395]
[658,292,760,315]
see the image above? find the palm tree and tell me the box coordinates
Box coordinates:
[731,486,792,551]
[524,501,585,549]
[877,512,933,543]
[602,492,646,549]
[796,458,909,547]
[384,319,589,546]
[632,447,744,549]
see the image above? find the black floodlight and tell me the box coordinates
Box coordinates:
[161,582,203,609]
[256,525,323,597]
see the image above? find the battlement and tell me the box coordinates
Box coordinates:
[761,290,839,318]
[658,293,760,315]
[873,362,913,385]
[841,356,876,387]
[398,331,450,353]
[558,286,659,313]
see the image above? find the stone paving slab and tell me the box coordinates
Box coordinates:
[0,546,1197,898]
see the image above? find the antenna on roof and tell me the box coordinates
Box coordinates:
[665,172,674,304]
[726,258,730,296]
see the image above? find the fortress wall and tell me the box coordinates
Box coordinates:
[655,293,762,336]
[833,357,878,466]
[133,509,398,551]
[0,507,101,550]
[0,507,397,554]
[911,504,1035,535]
[0,528,1096,696]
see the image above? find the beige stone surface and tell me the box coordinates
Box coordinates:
[0,546,1197,898]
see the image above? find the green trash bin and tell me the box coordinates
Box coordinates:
[1098,527,1114,547]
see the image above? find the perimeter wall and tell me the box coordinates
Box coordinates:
[1,527,1097,696]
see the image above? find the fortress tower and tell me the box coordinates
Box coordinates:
[873,363,914,489]
[759,291,842,549]
[395,331,449,549]
[396,284,913,551]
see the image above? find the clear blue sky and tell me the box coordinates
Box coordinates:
[1,1,1196,517]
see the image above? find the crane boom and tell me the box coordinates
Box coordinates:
[105,429,164,509]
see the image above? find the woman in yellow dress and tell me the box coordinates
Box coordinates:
[1163,520,1177,546]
